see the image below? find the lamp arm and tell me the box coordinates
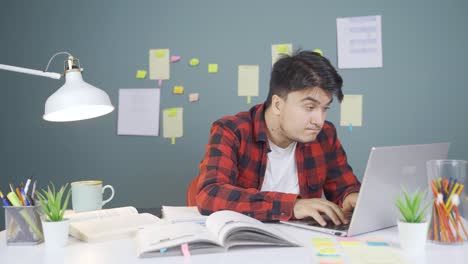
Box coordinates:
[0,64,61,79]
[43,51,73,73]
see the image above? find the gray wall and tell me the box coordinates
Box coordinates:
[1,0,467,229]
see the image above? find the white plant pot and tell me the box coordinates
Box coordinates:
[397,220,428,253]
[41,218,70,247]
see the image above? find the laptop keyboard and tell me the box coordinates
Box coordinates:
[290,211,353,231]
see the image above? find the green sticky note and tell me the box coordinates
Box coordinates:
[136,70,147,79]
[189,58,200,66]
[167,108,178,117]
[155,50,166,57]
[208,64,218,73]
[277,45,288,54]
[313,49,323,56]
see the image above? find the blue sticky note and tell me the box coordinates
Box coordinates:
[348,123,353,132]
[367,241,390,247]
[160,248,168,253]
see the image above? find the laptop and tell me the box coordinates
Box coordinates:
[280,142,450,237]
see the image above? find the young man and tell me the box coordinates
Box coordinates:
[196,51,361,226]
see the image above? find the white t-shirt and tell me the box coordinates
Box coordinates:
[260,140,299,194]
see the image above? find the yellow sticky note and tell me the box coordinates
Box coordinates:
[173,86,184,94]
[313,49,323,56]
[171,137,175,145]
[189,58,200,66]
[340,94,363,127]
[155,50,166,57]
[208,64,218,73]
[135,70,147,79]
[338,241,362,247]
[271,43,292,65]
[247,96,251,104]
[317,247,339,255]
[312,238,335,247]
[163,107,183,139]
[149,49,170,80]
[167,108,178,117]
[277,45,288,54]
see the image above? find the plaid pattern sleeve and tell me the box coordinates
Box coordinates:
[196,107,297,221]
[319,122,361,206]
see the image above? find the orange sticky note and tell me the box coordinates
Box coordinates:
[189,93,199,102]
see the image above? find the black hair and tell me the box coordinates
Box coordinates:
[265,50,343,109]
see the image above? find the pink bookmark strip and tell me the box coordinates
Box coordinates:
[181,243,191,257]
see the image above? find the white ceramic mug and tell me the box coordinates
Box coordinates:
[71,180,115,212]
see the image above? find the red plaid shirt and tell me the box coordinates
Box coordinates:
[196,104,361,221]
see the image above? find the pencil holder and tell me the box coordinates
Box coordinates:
[4,205,44,245]
[427,160,468,244]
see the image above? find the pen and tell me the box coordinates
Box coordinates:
[20,188,30,206]
[0,191,12,206]
[15,188,25,205]
[31,180,37,201]
[9,183,15,193]
[24,175,33,195]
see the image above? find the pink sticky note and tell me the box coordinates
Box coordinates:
[171,55,181,63]
[158,79,163,87]
[181,243,191,257]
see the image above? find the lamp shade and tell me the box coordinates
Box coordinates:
[43,71,114,122]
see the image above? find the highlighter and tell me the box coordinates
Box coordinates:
[6,191,22,206]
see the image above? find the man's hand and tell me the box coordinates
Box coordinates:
[342,192,359,213]
[293,198,348,226]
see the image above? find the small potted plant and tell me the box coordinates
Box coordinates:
[395,187,432,253]
[36,182,71,247]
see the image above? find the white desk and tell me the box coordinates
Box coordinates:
[1,225,466,264]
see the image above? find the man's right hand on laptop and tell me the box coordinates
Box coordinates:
[293,198,348,226]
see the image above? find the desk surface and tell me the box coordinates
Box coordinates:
[1,224,467,264]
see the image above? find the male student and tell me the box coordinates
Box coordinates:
[196,51,361,226]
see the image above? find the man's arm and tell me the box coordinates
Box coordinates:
[321,122,361,206]
[196,121,297,221]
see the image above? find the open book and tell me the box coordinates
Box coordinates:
[135,210,300,257]
[68,206,163,242]
[162,205,207,224]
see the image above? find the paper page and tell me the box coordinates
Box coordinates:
[69,213,162,242]
[162,206,207,223]
[64,206,138,223]
[342,245,406,264]
[238,65,259,97]
[337,15,382,69]
[117,89,160,136]
[340,94,363,127]
[271,43,292,65]
[149,49,170,80]
[163,107,183,139]
[135,222,221,257]
[205,210,299,248]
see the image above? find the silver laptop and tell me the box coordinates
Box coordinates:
[280,142,450,237]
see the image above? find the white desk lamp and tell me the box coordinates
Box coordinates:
[0,52,114,122]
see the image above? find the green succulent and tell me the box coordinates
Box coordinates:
[395,188,432,223]
[36,182,71,222]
